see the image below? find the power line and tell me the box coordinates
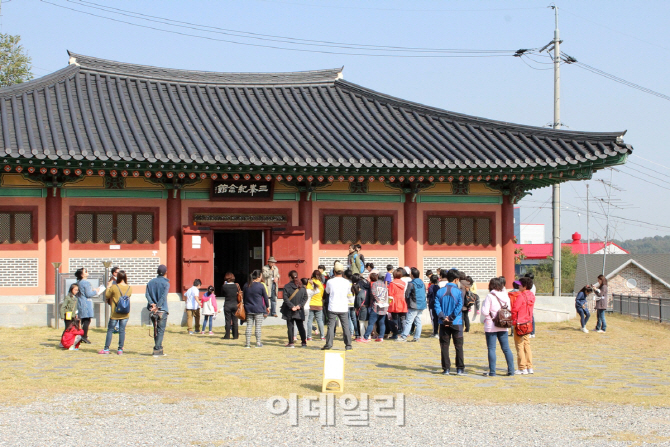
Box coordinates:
[254,0,546,13]
[619,164,670,186]
[612,168,670,192]
[629,155,670,172]
[40,0,520,57]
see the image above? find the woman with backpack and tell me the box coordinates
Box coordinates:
[480,277,515,377]
[100,270,131,355]
[75,267,98,344]
[511,277,535,375]
[281,271,308,347]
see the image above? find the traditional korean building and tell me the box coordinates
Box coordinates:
[0,52,632,298]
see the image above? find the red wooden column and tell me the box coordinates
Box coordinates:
[45,188,62,295]
[501,195,516,281]
[299,192,313,278]
[403,194,418,268]
[166,191,182,293]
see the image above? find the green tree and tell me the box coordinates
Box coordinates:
[0,34,32,87]
[526,246,578,295]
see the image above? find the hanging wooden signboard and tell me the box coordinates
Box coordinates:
[210,180,273,201]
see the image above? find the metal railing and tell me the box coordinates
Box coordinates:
[612,294,669,323]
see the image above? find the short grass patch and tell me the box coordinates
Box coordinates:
[0,314,668,405]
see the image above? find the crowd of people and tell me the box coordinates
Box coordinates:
[57,243,610,375]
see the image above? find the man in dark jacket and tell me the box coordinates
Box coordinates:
[146,264,170,356]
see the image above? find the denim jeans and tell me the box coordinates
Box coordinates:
[531,316,536,335]
[104,318,128,350]
[485,331,514,375]
[595,309,607,331]
[153,312,168,351]
[363,309,386,340]
[348,307,360,337]
[306,309,324,338]
[203,315,214,331]
[402,309,423,340]
[576,306,590,328]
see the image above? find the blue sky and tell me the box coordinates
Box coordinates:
[5,0,670,242]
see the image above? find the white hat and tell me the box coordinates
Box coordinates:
[403,266,411,275]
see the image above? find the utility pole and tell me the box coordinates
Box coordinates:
[586,183,590,254]
[601,169,614,275]
[551,5,561,297]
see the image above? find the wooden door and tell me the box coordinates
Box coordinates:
[182,226,213,292]
[272,227,306,296]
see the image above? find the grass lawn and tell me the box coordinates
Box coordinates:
[0,313,668,405]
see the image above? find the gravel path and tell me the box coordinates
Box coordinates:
[2,393,669,446]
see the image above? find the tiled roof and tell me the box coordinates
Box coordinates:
[0,52,632,173]
[574,254,670,291]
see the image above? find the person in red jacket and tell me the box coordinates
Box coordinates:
[511,277,535,375]
[387,268,408,340]
[61,319,84,351]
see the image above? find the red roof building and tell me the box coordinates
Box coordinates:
[518,232,629,260]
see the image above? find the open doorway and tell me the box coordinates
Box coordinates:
[214,230,264,294]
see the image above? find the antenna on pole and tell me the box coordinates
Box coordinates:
[549,4,562,296]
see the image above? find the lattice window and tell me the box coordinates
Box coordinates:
[74,212,154,244]
[321,214,395,245]
[427,215,492,246]
[0,212,33,244]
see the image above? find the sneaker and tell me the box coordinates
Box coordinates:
[320,337,326,340]
[597,330,605,333]
[255,343,263,348]
[209,331,214,335]
[345,346,353,351]
[456,369,466,376]
[514,369,528,375]
[432,334,439,339]
[389,335,398,340]
[476,311,481,315]
[396,337,407,342]
[531,334,536,338]
[306,337,313,341]
[98,350,110,355]
[188,331,194,335]
[293,336,297,341]
[152,350,165,357]
[201,331,205,335]
[285,343,295,348]
[375,338,383,343]
[321,346,331,350]
[482,372,495,377]
[442,369,450,375]
[409,338,419,343]
[69,347,79,351]
[81,338,91,344]
[301,342,307,347]
[581,328,589,333]
[244,345,251,349]
[356,338,370,343]
[528,368,534,374]
[117,350,123,355]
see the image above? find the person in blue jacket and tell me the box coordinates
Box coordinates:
[146,264,170,356]
[575,285,593,333]
[434,269,464,376]
[75,267,98,344]
[400,267,427,341]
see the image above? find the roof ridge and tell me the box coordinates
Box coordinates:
[68,51,342,86]
[335,79,627,142]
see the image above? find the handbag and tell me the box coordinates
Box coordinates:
[515,294,533,336]
[235,301,246,321]
[236,284,244,303]
[114,285,131,315]
[491,294,513,328]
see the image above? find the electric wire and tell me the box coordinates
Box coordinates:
[630,154,670,171]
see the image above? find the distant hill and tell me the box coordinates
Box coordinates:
[613,235,670,254]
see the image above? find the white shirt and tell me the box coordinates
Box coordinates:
[438,280,448,288]
[531,284,537,294]
[185,286,200,310]
[401,277,411,286]
[325,276,352,313]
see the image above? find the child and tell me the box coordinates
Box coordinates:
[201,286,218,335]
[61,319,84,350]
[185,279,202,335]
[60,284,78,329]
[385,264,394,286]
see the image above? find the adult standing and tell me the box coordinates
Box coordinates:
[243,270,269,348]
[387,268,408,340]
[426,274,440,338]
[100,270,131,355]
[281,271,309,347]
[481,277,515,377]
[305,270,325,341]
[512,277,535,375]
[594,275,608,333]
[358,271,388,342]
[184,279,202,335]
[322,267,353,351]
[220,273,241,339]
[401,268,427,342]
[524,273,536,337]
[434,269,464,375]
[75,267,98,344]
[262,257,280,317]
[108,266,120,334]
[146,264,170,356]
[575,285,593,333]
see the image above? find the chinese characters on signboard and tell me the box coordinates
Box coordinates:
[211,180,273,201]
